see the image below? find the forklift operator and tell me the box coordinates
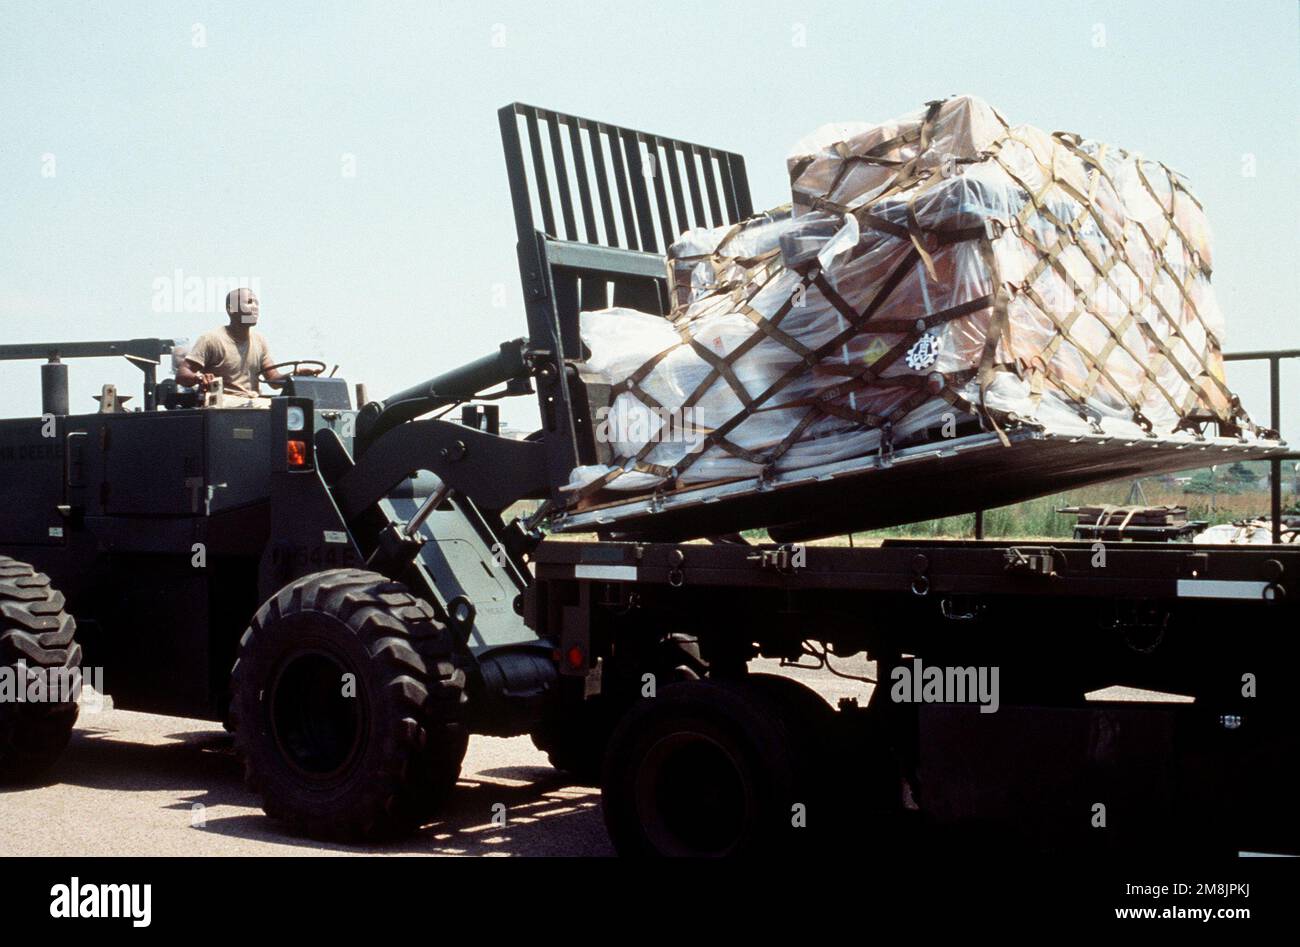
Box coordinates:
[176,288,320,398]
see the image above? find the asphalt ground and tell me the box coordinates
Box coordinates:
[0,658,878,857]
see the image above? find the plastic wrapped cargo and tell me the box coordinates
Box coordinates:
[566,95,1260,503]
[1196,520,1300,545]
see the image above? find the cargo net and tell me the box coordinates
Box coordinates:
[566,95,1259,503]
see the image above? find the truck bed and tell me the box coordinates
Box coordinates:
[533,534,1297,602]
[527,532,1299,706]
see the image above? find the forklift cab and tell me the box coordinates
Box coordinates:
[158,375,352,412]
[158,355,353,413]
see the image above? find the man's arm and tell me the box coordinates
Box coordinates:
[260,346,287,388]
[177,339,216,390]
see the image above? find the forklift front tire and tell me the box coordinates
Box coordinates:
[230,569,468,840]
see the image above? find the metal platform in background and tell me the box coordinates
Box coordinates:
[548,426,1292,543]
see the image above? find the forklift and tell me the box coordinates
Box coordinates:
[1,103,1296,855]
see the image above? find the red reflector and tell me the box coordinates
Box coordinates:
[286,439,309,468]
[566,645,584,669]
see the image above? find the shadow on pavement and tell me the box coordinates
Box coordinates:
[27,724,614,856]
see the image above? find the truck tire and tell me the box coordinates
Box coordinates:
[533,634,706,785]
[0,557,81,782]
[601,678,806,857]
[748,672,880,845]
[230,569,467,840]
[745,672,834,776]
[530,694,612,785]
[745,673,834,735]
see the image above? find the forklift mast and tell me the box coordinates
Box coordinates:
[497,102,753,505]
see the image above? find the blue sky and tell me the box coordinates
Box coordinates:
[2,0,1297,437]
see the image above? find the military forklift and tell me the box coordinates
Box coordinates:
[0,337,555,838]
[2,103,1298,856]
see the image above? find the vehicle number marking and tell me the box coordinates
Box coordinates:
[1176,579,1271,600]
[574,564,638,582]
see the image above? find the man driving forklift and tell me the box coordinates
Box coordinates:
[176,287,320,400]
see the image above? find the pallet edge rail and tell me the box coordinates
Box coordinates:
[1222,348,1300,543]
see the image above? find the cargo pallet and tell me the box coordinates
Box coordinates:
[504,103,1300,855]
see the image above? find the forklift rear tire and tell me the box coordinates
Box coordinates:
[0,557,81,782]
[231,569,468,840]
[601,678,805,857]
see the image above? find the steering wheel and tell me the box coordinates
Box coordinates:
[260,360,327,382]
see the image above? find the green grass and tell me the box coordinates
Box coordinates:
[860,481,1286,541]
[739,472,1294,544]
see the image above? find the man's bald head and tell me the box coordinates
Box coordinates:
[226,288,260,326]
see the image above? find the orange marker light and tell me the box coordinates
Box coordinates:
[286,439,310,468]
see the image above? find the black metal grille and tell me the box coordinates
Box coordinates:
[500,103,753,255]
[499,102,755,498]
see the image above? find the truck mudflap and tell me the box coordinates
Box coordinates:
[917,702,1298,854]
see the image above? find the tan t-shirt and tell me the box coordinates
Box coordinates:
[185,326,272,397]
